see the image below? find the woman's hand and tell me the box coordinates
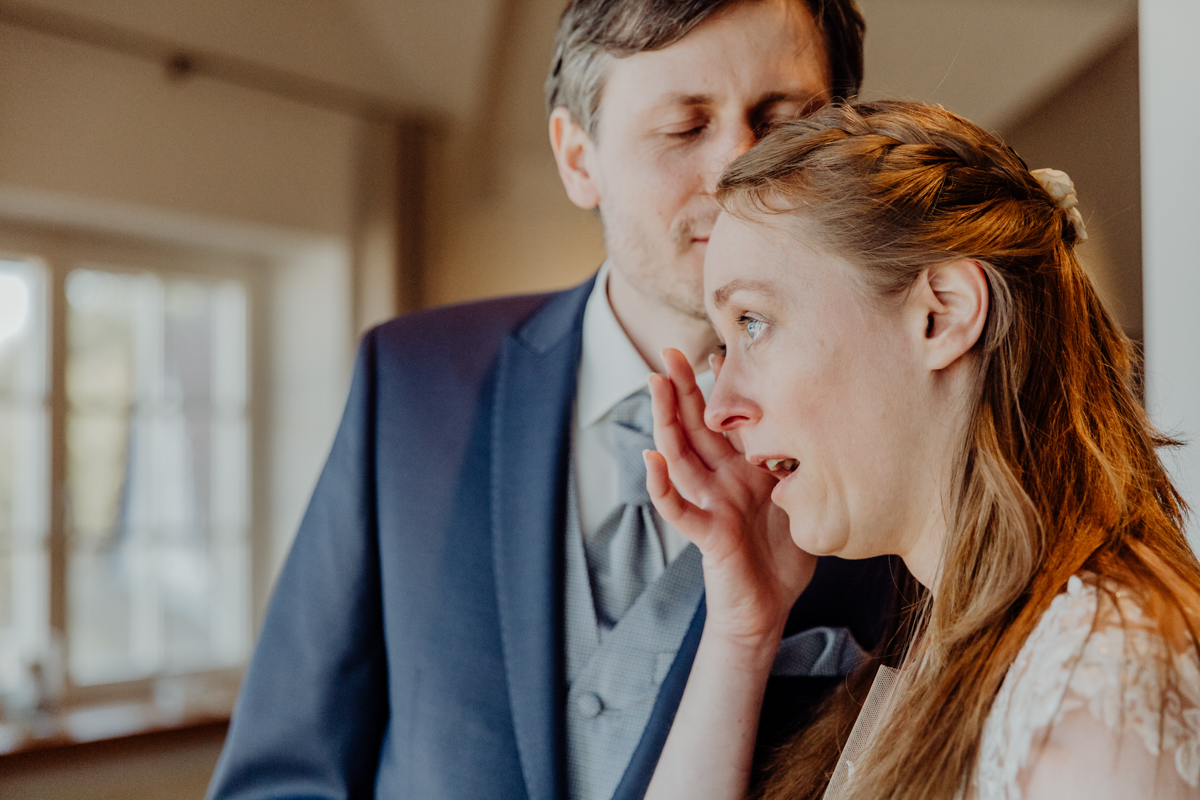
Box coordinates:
[645,348,817,652]
[642,348,819,800]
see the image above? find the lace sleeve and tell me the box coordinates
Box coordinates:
[973,575,1200,800]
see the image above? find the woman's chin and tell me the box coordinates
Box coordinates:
[787,520,850,558]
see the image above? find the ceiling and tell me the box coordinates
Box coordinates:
[1,0,1137,132]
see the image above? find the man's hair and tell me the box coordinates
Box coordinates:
[544,0,866,138]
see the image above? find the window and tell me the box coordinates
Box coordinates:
[0,258,49,724]
[0,226,255,749]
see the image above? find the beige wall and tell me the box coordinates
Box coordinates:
[1004,28,1143,341]
[0,23,359,237]
[423,145,606,306]
[421,0,606,308]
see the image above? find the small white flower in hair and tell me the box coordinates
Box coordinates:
[1031,167,1088,241]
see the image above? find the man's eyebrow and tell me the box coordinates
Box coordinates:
[711,278,775,309]
[756,90,809,107]
[654,90,821,110]
[654,92,715,108]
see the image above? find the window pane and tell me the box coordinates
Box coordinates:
[66,269,248,685]
[0,258,49,704]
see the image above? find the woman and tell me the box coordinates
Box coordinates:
[641,100,1200,799]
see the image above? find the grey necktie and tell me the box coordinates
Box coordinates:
[586,390,666,629]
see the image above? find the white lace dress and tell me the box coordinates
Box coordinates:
[971,574,1200,799]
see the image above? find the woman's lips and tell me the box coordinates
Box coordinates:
[770,467,798,504]
[754,457,799,503]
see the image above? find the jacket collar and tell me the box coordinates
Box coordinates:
[491,275,594,800]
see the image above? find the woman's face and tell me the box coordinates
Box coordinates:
[703,212,949,567]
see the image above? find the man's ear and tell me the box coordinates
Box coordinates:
[549,107,601,210]
[911,258,989,371]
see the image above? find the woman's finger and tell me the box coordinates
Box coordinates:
[649,373,723,501]
[662,349,737,470]
[644,450,713,546]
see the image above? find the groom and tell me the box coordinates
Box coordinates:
[208,1,892,798]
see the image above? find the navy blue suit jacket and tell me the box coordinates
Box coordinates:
[208,276,893,800]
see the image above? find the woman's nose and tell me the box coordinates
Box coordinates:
[704,368,762,432]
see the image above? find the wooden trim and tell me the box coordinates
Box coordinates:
[0,714,228,761]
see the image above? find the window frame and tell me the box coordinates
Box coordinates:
[0,220,269,744]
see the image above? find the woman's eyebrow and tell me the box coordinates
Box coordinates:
[710,278,775,309]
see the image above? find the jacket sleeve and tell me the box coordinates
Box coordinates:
[208,329,389,800]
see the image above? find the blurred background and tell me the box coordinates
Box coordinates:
[0,0,1192,797]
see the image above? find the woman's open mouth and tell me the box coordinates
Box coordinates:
[763,458,800,504]
[764,458,799,477]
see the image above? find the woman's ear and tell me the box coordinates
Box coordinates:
[549,107,601,210]
[913,258,989,371]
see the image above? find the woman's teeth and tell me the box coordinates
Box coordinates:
[765,458,799,473]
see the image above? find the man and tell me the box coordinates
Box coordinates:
[208,1,891,799]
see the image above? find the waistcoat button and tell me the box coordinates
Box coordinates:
[576,692,604,718]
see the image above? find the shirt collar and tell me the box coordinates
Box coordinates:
[577,261,714,430]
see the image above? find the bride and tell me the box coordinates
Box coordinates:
[642,100,1200,799]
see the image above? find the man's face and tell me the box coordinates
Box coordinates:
[589,0,831,320]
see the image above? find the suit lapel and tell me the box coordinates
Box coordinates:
[491,279,593,800]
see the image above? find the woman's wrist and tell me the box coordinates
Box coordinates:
[701,625,785,674]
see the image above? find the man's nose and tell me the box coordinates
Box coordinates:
[703,119,757,192]
[704,370,762,432]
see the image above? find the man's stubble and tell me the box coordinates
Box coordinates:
[600,202,719,323]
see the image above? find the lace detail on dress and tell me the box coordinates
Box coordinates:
[972,574,1200,799]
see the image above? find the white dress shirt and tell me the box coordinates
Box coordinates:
[573,262,715,563]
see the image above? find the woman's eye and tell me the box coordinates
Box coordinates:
[746,318,765,340]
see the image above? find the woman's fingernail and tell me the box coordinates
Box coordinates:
[708,354,716,370]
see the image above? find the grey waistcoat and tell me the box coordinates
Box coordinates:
[563,470,704,800]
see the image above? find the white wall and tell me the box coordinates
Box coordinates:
[267,242,353,594]
[1141,0,1200,543]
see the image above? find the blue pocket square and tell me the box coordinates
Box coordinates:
[771,626,867,677]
